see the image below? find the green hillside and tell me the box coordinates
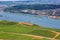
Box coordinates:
[0,20,60,40]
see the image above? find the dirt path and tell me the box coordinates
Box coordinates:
[18,22,33,26]
[53,33,60,39]
[0,31,59,40]
[21,34,51,39]
[38,29,60,40]
[51,33,60,40]
[0,39,4,40]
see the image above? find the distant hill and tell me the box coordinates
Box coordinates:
[4,4,60,11]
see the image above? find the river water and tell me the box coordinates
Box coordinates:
[0,12,60,29]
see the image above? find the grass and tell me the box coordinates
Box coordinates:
[41,38,50,40]
[56,34,60,39]
[0,20,60,40]
[0,32,34,40]
[0,24,40,33]
[42,27,60,32]
[32,38,50,40]
[28,30,56,38]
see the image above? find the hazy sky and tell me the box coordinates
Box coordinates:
[0,0,59,2]
[0,0,57,1]
[0,0,31,1]
[0,0,18,1]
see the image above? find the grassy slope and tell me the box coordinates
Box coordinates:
[0,20,60,40]
[0,32,33,40]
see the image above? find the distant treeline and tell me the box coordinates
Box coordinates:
[4,4,60,11]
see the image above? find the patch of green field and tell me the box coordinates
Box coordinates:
[0,24,40,33]
[42,27,60,32]
[28,30,56,38]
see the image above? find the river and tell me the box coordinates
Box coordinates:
[0,12,60,29]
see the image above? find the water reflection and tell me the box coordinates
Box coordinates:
[0,15,3,17]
